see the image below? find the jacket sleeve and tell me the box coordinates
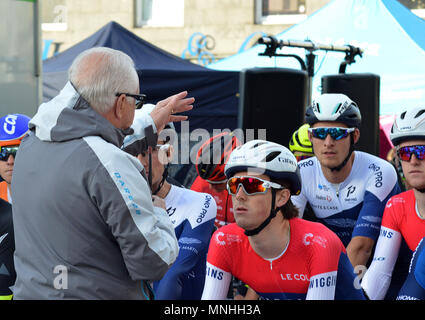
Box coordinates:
[154,206,216,299]
[88,146,179,282]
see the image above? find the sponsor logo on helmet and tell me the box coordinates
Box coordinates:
[277,156,296,167]
[3,114,18,135]
[334,101,351,115]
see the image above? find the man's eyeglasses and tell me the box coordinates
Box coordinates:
[397,145,425,162]
[308,127,355,141]
[0,146,19,161]
[226,176,283,196]
[115,92,147,110]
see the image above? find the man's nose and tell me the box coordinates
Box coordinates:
[6,154,15,165]
[323,134,335,146]
[235,184,247,199]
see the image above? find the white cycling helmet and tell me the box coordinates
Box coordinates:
[305,93,362,128]
[390,107,425,146]
[224,139,301,196]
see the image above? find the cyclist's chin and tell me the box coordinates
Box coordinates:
[234,216,255,231]
[320,157,343,169]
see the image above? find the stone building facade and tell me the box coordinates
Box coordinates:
[41,0,331,63]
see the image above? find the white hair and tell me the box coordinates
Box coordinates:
[68,47,139,114]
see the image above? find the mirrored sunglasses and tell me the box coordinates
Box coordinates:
[226,176,283,196]
[308,127,355,141]
[0,146,19,161]
[397,145,425,162]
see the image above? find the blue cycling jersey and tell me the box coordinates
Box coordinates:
[397,237,425,300]
[153,185,216,300]
[292,151,400,247]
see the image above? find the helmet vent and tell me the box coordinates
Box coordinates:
[263,151,280,163]
[251,141,267,149]
[400,111,407,119]
[334,103,343,114]
[316,103,321,113]
[415,109,425,118]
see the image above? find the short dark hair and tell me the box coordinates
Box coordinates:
[271,179,299,220]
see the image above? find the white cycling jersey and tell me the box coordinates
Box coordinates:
[153,185,217,300]
[292,151,400,246]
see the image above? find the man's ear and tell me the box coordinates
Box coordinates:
[276,188,291,208]
[115,94,126,120]
[353,128,360,144]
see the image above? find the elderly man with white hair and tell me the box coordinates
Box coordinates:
[11,47,194,300]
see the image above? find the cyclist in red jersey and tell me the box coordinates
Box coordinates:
[362,107,425,299]
[191,132,240,229]
[202,140,365,300]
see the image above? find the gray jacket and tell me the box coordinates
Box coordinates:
[11,82,179,299]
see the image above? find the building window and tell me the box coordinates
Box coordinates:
[41,0,67,31]
[398,0,425,9]
[255,0,307,24]
[134,0,184,27]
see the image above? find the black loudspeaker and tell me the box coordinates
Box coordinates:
[238,68,308,147]
[321,73,380,156]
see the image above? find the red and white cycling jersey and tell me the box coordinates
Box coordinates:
[381,189,425,251]
[202,218,363,300]
[362,189,425,299]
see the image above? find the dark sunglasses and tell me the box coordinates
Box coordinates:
[0,146,19,161]
[115,92,147,110]
[397,145,425,162]
[308,127,355,141]
[226,176,283,196]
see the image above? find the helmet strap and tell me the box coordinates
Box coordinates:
[329,134,355,172]
[244,189,281,237]
[152,165,169,195]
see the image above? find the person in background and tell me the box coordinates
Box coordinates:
[292,93,400,271]
[0,113,30,300]
[289,123,314,162]
[0,198,15,300]
[190,132,240,229]
[396,236,425,300]
[123,104,216,300]
[0,114,30,203]
[362,107,425,300]
[11,47,193,299]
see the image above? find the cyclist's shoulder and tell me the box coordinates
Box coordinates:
[385,189,415,209]
[297,158,319,181]
[189,176,209,192]
[211,223,245,245]
[290,218,343,250]
[168,185,217,219]
[355,151,396,175]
